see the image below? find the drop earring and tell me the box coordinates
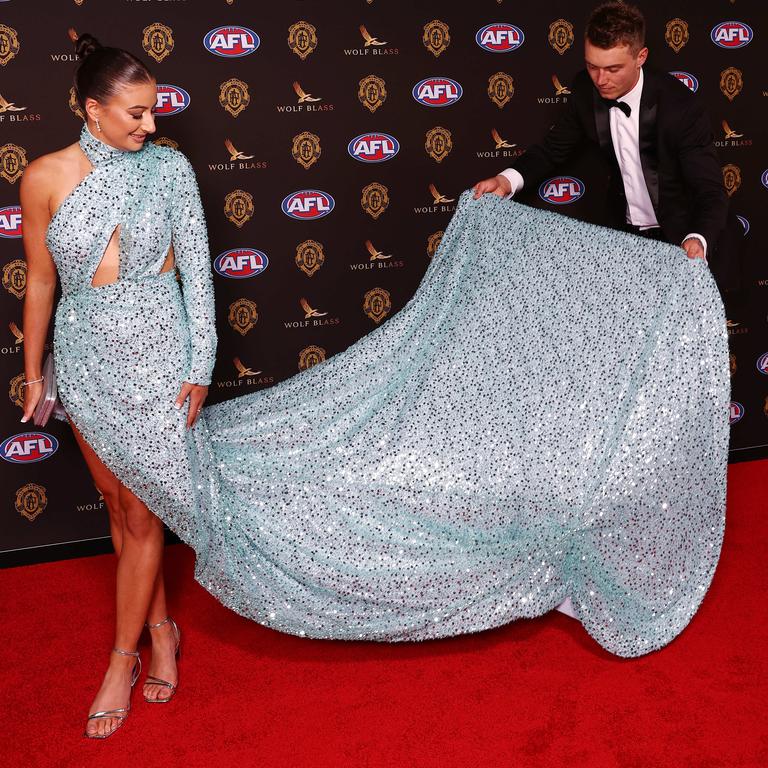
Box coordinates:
[95,118,102,132]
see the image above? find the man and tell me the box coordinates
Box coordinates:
[473,2,734,286]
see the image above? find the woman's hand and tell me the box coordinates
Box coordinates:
[21,380,43,424]
[174,382,208,429]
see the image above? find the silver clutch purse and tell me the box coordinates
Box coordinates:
[32,352,62,427]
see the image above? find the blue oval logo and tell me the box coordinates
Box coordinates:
[203,26,260,57]
[0,204,22,238]
[347,133,400,163]
[281,190,335,220]
[729,401,744,425]
[538,176,586,205]
[476,23,524,52]
[213,248,268,279]
[155,84,191,116]
[711,21,753,49]
[757,352,768,376]
[412,77,463,107]
[1,432,59,464]
[761,170,768,190]
[669,71,699,92]
[736,215,750,235]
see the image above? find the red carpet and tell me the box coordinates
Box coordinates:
[2,460,766,768]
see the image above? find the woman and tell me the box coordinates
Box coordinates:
[22,34,214,738]
[23,35,729,740]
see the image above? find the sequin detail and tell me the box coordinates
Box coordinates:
[48,132,729,658]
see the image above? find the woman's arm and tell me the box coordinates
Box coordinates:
[20,159,57,423]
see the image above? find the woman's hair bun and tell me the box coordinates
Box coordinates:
[74,32,102,60]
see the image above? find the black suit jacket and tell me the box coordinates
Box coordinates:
[512,68,738,289]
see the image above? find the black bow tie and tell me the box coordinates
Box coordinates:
[603,98,631,117]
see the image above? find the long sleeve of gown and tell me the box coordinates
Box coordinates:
[170,152,217,385]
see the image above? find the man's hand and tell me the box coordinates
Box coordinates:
[472,175,512,199]
[682,238,705,260]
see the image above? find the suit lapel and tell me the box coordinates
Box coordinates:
[591,87,615,160]
[638,71,660,212]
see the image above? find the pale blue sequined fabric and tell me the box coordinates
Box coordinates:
[46,126,729,658]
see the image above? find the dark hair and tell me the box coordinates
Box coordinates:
[70,30,154,110]
[586,2,646,53]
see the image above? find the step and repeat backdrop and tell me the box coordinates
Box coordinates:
[0,0,765,561]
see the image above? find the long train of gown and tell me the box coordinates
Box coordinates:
[48,128,729,658]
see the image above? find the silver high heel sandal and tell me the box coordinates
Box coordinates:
[84,648,142,739]
[143,616,180,703]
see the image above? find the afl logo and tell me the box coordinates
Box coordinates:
[281,190,335,220]
[729,402,744,425]
[0,205,22,238]
[669,71,699,92]
[539,176,585,205]
[348,133,400,163]
[761,170,768,190]
[203,26,260,57]
[736,215,749,235]
[1,432,59,464]
[213,248,268,279]
[155,84,190,116]
[476,23,525,53]
[756,352,768,376]
[711,22,753,49]
[412,78,463,107]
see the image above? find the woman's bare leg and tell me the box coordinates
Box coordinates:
[70,423,169,735]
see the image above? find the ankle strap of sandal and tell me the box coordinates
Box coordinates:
[146,616,172,630]
[112,647,140,657]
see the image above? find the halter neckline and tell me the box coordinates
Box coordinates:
[79,123,141,166]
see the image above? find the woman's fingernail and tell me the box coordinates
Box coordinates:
[173,402,182,410]
[20,415,28,423]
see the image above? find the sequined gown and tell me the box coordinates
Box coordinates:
[45,126,729,658]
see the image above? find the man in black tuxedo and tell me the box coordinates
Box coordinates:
[473,2,735,289]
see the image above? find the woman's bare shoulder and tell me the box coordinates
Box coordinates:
[21,143,83,204]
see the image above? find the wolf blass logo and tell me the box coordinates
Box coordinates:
[216,358,274,390]
[283,298,340,329]
[208,139,267,172]
[476,128,524,160]
[538,75,571,104]
[76,491,106,513]
[349,240,404,271]
[0,93,40,123]
[276,82,334,113]
[414,184,457,214]
[344,25,399,56]
[714,120,752,149]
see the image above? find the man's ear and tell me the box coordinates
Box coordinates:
[636,46,649,68]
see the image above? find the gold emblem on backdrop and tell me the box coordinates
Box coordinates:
[764,396,768,420]
[2,259,26,299]
[234,357,260,379]
[219,78,250,117]
[429,184,455,204]
[224,139,253,161]
[298,345,326,371]
[228,298,258,336]
[720,67,743,102]
[363,287,392,324]
[153,137,179,150]
[15,483,48,522]
[425,127,452,163]
[488,73,514,108]
[665,19,689,53]
[361,182,389,219]
[142,23,174,63]
[552,75,571,96]
[722,164,741,197]
[358,75,387,113]
[0,25,20,67]
[729,353,737,377]
[296,239,325,277]
[9,372,24,408]
[288,21,318,60]
[423,20,450,57]
[224,189,254,227]
[74,0,85,6]
[68,87,85,120]
[427,231,444,259]
[292,132,321,169]
[0,143,27,184]
[548,20,574,55]
[0,93,25,113]
[294,82,321,103]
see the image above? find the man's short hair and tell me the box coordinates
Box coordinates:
[586,2,646,53]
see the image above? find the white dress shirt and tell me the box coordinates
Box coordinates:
[499,68,707,257]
